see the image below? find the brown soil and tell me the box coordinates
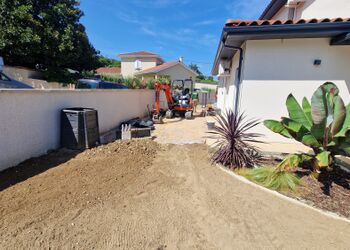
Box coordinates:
[1,140,350,249]
[284,168,350,218]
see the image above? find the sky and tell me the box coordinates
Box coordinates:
[80,0,270,75]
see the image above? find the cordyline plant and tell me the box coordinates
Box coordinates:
[264,82,350,172]
[210,110,262,168]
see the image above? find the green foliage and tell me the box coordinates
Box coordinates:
[100,73,123,83]
[146,79,156,89]
[81,70,95,78]
[97,56,121,68]
[0,0,100,71]
[43,67,79,84]
[244,167,301,191]
[189,63,202,76]
[264,82,350,172]
[197,78,218,84]
[123,77,143,89]
[158,76,170,85]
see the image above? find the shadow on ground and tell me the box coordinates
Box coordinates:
[0,148,80,192]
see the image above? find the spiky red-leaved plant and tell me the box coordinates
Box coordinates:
[209,110,262,168]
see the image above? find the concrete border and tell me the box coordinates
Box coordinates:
[217,164,350,224]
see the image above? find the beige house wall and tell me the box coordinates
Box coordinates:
[121,57,161,77]
[154,64,197,82]
[272,0,350,20]
[0,89,154,171]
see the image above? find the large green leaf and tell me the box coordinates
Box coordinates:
[302,97,312,125]
[331,96,346,136]
[315,151,331,168]
[281,117,303,133]
[311,84,327,126]
[322,82,339,95]
[286,94,312,130]
[301,134,321,147]
[335,104,350,138]
[264,120,292,138]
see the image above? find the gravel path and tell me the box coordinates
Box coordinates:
[1,140,349,249]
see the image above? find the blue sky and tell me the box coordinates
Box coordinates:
[80,0,270,75]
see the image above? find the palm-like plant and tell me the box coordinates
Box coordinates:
[210,110,262,168]
[264,82,350,172]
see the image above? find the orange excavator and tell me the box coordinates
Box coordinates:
[152,79,194,123]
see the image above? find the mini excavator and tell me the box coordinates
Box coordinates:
[152,79,194,123]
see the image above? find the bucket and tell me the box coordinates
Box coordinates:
[207,121,215,130]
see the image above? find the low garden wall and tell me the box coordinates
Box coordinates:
[0,89,154,171]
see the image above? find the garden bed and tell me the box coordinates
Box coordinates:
[282,168,350,218]
[238,156,350,219]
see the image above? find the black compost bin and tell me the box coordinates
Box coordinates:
[60,108,100,150]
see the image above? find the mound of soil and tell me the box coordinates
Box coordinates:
[0,139,160,248]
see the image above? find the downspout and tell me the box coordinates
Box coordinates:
[222,43,244,114]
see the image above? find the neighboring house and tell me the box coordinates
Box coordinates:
[119,51,198,82]
[96,67,121,75]
[135,60,198,82]
[212,0,350,142]
[119,51,164,78]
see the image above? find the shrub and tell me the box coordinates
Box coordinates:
[100,73,123,83]
[209,110,262,168]
[123,77,142,89]
[43,68,79,85]
[146,79,156,89]
[264,82,350,172]
[244,167,301,191]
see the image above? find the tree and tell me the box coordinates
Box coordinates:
[98,56,121,68]
[0,0,100,71]
[189,63,203,76]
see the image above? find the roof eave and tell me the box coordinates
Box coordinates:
[212,22,350,75]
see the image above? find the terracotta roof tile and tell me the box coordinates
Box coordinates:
[118,51,161,57]
[136,61,179,74]
[96,67,121,74]
[225,18,350,27]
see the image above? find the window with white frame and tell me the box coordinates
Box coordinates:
[134,59,142,70]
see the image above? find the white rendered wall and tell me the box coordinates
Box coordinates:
[239,38,350,142]
[0,89,154,171]
[272,0,350,20]
[217,51,241,111]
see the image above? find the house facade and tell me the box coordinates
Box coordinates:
[119,51,164,78]
[119,51,197,82]
[213,0,350,142]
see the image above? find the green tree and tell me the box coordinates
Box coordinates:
[98,56,121,68]
[189,63,203,76]
[0,0,99,71]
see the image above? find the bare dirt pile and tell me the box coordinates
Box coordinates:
[0,139,160,249]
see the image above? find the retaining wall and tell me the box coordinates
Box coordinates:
[0,89,154,171]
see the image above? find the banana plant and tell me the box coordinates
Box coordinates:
[264,82,350,172]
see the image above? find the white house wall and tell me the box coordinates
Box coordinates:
[239,38,350,142]
[272,0,350,20]
[217,50,241,112]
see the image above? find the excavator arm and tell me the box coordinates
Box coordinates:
[154,81,174,114]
